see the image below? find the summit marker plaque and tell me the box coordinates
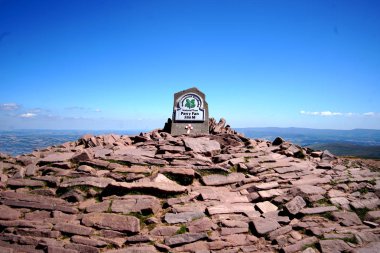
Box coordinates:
[170,87,209,136]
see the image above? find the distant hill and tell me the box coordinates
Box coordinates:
[236,127,380,159]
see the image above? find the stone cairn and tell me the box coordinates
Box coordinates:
[0,119,379,253]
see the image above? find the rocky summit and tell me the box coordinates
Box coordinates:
[0,118,380,253]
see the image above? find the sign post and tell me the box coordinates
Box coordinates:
[170,87,209,136]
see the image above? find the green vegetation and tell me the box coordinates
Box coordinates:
[315,198,332,207]
[342,236,358,244]
[320,212,334,220]
[358,188,369,194]
[353,207,370,221]
[176,225,187,234]
[129,212,154,228]
[197,168,229,176]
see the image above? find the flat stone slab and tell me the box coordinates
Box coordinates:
[0,191,78,214]
[150,226,179,236]
[103,181,187,196]
[6,179,45,188]
[108,163,151,174]
[159,145,186,153]
[300,206,338,214]
[207,203,256,215]
[183,137,221,155]
[251,217,281,235]
[291,185,327,197]
[0,205,22,220]
[164,233,207,247]
[53,222,93,236]
[284,196,306,215]
[102,245,158,253]
[164,211,205,224]
[253,181,279,190]
[60,177,115,188]
[291,177,330,186]
[356,242,380,253]
[82,213,140,233]
[274,166,303,174]
[198,187,249,203]
[350,199,380,210]
[319,239,352,253]
[39,152,75,163]
[111,195,161,214]
[201,173,245,186]
[159,167,195,177]
[281,236,318,253]
[332,211,362,226]
[330,197,350,209]
[365,210,380,221]
[258,189,284,199]
[255,201,278,213]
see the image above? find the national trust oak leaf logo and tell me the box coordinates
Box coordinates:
[185,98,196,109]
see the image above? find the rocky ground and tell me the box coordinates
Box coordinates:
[0,119,379,253]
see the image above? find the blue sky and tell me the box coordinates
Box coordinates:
[0,0,379,130]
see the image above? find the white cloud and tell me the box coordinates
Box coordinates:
[20,112,37,118]
[0,103,19,111]
[363,112,375,116]
[301,111,378,117]
[300,110,342,116]
[94,108,102,112]
[320,111,342,116]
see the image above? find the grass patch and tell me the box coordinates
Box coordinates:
[369,179,377,185]
[353,207,370,221]
[315,198,332,207]
[320,212,334,220]
[196,168,229,176]
[229,165,238,173]
[128,212,154,228]
[176,225,187,234]
[342,236,358,244]
[358,188,369,194]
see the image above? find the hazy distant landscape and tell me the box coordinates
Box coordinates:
[0,130,142,156]
[1,128,380,159]
[238,127,380,159]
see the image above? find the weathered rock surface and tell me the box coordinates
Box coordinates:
[284,196,306,215]
[183,137,221,155]
[0,121,379,252]
[82,213,140,233]
[111,195,161,214]
[164,233,208,247]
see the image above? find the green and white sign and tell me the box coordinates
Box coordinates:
[174,93,205,122]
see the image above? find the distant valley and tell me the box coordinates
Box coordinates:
[237,127,380,159]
